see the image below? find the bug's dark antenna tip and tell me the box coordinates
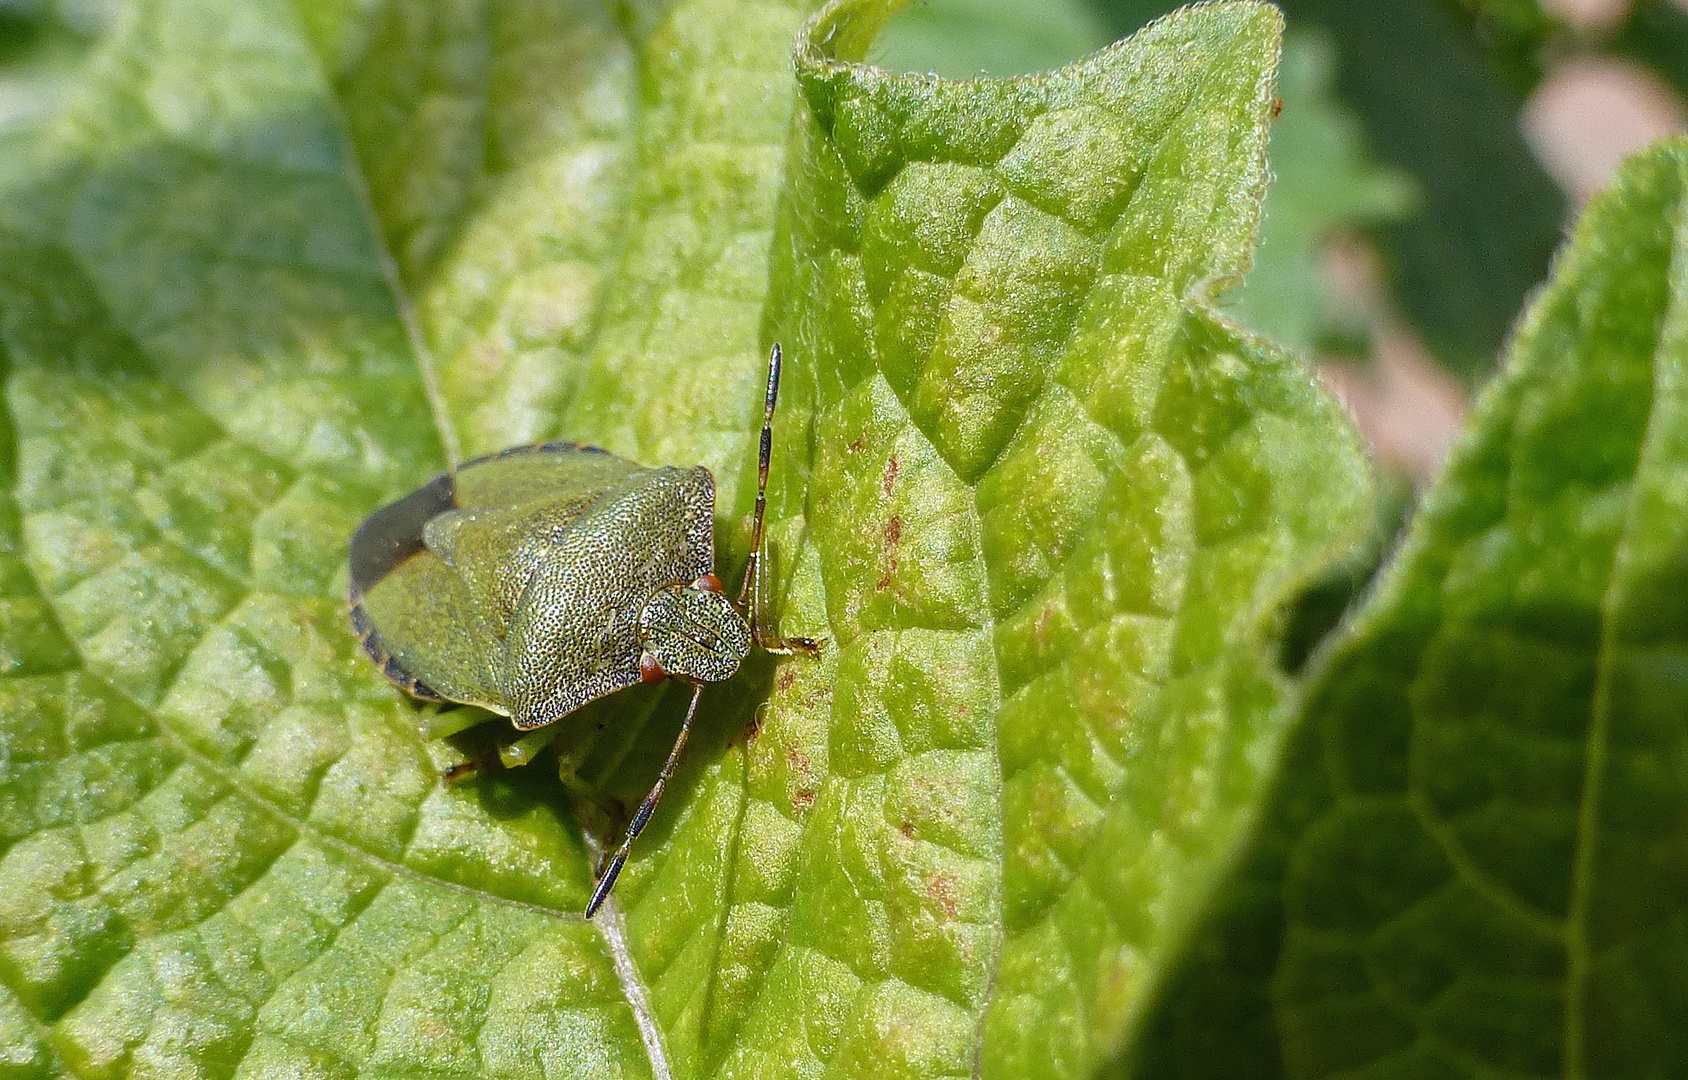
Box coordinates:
[585,859,621,918]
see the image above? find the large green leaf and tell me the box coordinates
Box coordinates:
[0,1,1369,1077]
[1132,136,1688,1078]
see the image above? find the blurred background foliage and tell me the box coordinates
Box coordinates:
[1,0,1683,660]
[0,0,108,187]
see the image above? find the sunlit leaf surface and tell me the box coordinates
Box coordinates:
[0,1,1369,1077]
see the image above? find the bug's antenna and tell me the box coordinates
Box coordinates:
[585,681,705,918]
[735,344,820,657]
[738,343,780,611]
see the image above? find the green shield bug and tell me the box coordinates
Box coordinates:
[348,344,817,916]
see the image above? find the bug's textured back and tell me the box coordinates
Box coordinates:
[503,465,716,729]
[349,443,641,713]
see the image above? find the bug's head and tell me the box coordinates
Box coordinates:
[637,575,751,685]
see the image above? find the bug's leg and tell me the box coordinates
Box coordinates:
[441,755,494,783]
[555,741,627,850]
[750,541,820,656]
[586,682,704,918]
[452,725,563,781]
[417,704,492,743]
[737,343,822,657]
[588,800,629,879]
[499,724,560,769]
[756,635,822,656]
[418,705,497,782]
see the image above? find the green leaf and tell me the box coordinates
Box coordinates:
[0,1,1370,1078]
[1131,136,1688,1078]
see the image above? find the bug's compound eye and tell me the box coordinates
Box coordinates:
[640,651,665,684]
[692,573,723,593]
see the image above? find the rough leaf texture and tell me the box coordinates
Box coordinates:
[1133,138,1688,1079]
[0,1,1370,1078]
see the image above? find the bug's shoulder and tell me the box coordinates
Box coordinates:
[499,463,719,730]
[563,462,717,580]
[451,441,643,512]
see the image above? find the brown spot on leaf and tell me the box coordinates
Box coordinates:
[927,873,960,917]
[848,437,866,454]
[881,454,900,496]
[742,711,764,744]
[777,667,797,692]
[884,515,901,545]
[1035,601,1056,651]
[787,745,817,814]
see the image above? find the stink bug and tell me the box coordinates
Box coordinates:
[348,344,817,916]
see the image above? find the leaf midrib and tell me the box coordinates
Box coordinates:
[290,0,462,471]
[306,0,812,1065]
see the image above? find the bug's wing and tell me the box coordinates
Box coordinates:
[423,497,600,627]
[355,551,508,712]
[347,442,643,714]
[503,465,716,730]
